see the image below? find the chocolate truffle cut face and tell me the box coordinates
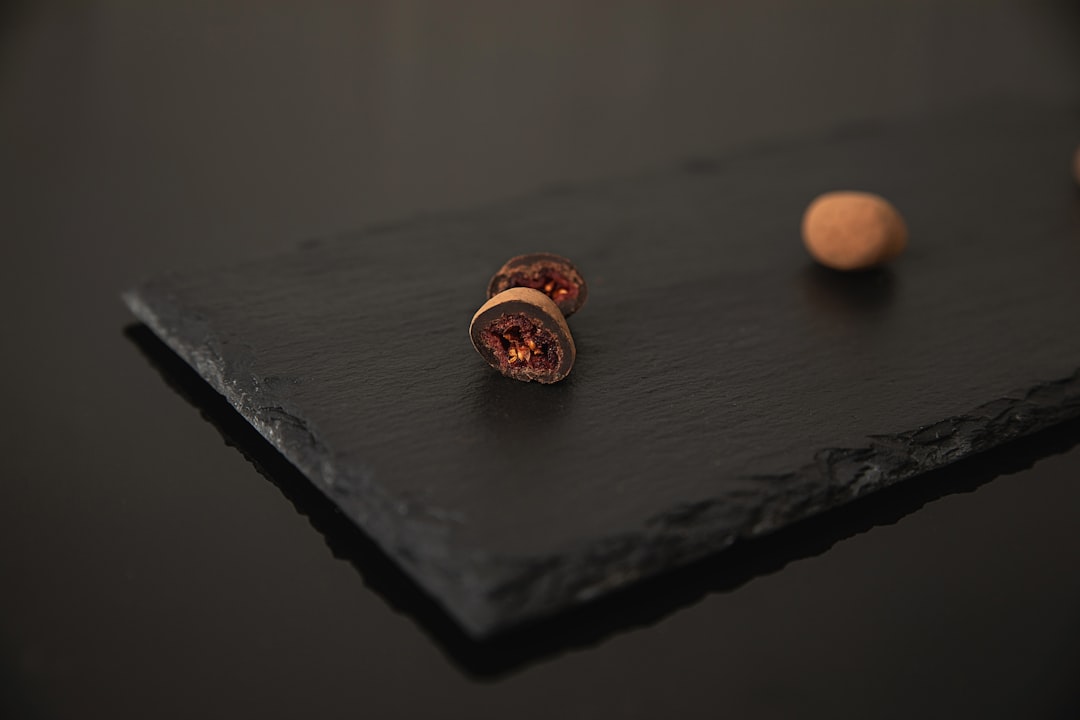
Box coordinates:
[487,253,588,317]
[478,314,563,378]
[470,288,575,384]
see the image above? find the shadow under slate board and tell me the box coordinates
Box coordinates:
[124,101,1080,638]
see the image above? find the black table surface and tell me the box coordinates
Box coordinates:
[3,2,1080,719]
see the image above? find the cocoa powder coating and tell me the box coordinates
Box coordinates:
[801,191,908,271]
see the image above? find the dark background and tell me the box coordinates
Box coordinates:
[2,2,1080,718]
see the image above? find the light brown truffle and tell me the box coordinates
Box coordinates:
[801,191,908,271]
[469,288,576,384]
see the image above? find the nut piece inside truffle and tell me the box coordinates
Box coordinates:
[470,288,576,384]
[487,253,588,317]
[801,191,908,271]
[480,315,561,374]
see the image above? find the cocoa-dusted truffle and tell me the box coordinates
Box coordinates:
[486,252,588,317]
[470,288,575,384]
[801,191,908,271]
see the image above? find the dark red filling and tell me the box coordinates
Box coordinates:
[480,313,560,374]
[507,270,579,306]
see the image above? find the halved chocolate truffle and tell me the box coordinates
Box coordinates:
[469,288,576,384]
[486,252,588,317]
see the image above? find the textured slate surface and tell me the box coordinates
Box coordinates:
[124,102,1080,637]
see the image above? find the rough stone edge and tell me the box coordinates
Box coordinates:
[122,283,498,633]
[475,370,1080,635]
[124,282,1080,638]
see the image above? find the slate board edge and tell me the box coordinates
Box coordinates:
[470,370,1080,637]
[124,265,1080,638]
[122,286,505,634]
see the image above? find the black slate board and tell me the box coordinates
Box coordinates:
[124,102,1080,638]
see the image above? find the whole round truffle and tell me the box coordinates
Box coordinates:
[801,191,908,271]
